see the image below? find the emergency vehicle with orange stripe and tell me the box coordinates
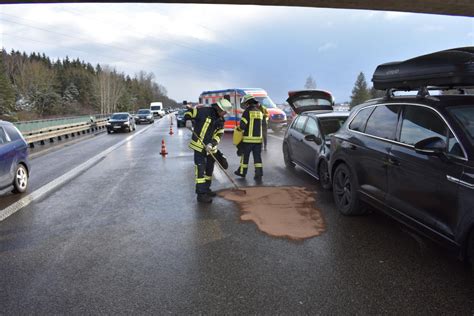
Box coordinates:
[198,88,287,132]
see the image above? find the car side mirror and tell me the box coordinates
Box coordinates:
[304,134,323,145]
[414,136,446,156]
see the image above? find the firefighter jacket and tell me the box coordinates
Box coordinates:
[240,104,263,143]
[184,106,224,154]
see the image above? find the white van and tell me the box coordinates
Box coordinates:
[150,102,165,117]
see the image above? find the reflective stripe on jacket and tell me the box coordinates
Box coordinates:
[184,106,224,153]
[240,105,263,143]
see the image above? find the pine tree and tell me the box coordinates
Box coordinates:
[0,55,16,116]
[304,75,317,89]
[350,72,371,108]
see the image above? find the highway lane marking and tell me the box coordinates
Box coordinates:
[0,123,155,222]
[268,134,284,141]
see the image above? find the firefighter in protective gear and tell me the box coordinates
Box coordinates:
[184,99,232,203]
[259,104,269,150]
[234,94,264,180]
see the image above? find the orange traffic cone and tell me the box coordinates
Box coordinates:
[160,139,168,156]
[169,125,174,135]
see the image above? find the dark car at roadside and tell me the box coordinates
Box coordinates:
[135,109,154,124]
[282,90,349,189]
[106,112,136,133]
[329,47,474,268]
[176,109,188,127]
[0,121,30,194]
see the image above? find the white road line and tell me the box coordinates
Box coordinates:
[268,134,284,141]
[0,124,154,222]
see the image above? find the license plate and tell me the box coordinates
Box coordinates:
[114,126,121,129]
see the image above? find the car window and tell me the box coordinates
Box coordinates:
[303,118,319,136]
[0,127,8,144]
[447,105,474,145]
[349,107,374,132]
[448,131,464,157]
[320,117,348,136]
[292,116,307,133]
[111,114,128,120]
[400,106,447,146]
[3,125,22,141]
[365,105,400,141]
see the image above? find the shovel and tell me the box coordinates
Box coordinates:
[188,127,246,195]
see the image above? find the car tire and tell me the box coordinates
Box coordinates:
[467,229,474,271]
[318,160,331,190]
[107,130,111,134]
[12,164,28,194]
[283,143,295,169]
[332,163,365,215]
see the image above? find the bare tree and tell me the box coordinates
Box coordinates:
[96,66,125,114]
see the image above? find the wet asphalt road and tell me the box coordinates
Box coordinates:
[0,115,472,314]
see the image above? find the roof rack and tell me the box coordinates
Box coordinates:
[383,86,473,101]
[372,47,474,90]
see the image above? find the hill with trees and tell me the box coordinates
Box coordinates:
[0,49,178,121]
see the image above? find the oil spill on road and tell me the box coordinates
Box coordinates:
[218,186,325,240]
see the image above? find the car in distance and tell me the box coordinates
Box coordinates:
[106,112,136,133]
[150,102,165,117]
[135,109,154,124]
[176,109,187,127]
[329,47,474,267]
[0,121,30,194]
[282,90,348,189]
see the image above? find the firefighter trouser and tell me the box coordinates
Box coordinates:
[194,151,215,194]
[262,124,268,149]
[237,143,263,176]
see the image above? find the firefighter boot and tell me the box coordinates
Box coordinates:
[197,193,213,203]
[254,168,263,180]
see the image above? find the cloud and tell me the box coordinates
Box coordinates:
[383,11,411,20]
[318,42,337,52]
[417,24,445,32]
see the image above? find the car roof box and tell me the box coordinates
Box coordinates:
[372,47,474,90]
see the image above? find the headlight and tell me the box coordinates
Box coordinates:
[147,115,152,119]
[106,122,111,125]
[124,121,130,125]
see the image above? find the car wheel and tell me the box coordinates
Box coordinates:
[467,229,474,271]
[107,130,111,134]
[332,163,364,215]
[283,143,295,168]
[12,164,28,194]
[318,160,331,190]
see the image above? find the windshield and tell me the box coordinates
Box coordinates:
[448,105,474,144]
[137,110,150,114]
[319,117,348,137]
[255,96,276,108]
[111,114,128,120]
[178,109,187,116]
[151,105,162,111]
[293,97,333,108]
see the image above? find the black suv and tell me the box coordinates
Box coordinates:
[330,47,474,267]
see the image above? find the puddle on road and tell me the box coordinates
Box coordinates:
[218,186,325,240]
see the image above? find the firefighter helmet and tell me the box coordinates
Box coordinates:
[241,94,257,105]
[216,98,232,112]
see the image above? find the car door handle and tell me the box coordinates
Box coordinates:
[349,144,357,150]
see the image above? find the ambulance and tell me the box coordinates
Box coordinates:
[198,88,287,132]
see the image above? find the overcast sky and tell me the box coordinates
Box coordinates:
[1,3,473,104]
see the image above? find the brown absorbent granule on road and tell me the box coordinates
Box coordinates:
[218,186,325,240]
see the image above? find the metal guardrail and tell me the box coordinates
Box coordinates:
[14,114,110,134]
[23,119,108,148]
